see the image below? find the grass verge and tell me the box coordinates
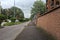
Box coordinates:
[4,22,21,26]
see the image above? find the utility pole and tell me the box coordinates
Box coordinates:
[0,2,1,14]
[14,0,15,17]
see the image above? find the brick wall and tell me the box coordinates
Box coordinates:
[37,8,60,40]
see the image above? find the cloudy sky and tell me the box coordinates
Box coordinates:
[0,0,46,18]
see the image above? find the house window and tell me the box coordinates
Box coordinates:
[46,0,48,2]
[56,1,59,6]
[51,0,54,6]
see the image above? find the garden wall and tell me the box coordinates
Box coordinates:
[37,7,60,40]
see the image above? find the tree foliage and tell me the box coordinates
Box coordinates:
[31,0,46,19]
[1,6,24,19]
[0,14,7,26]
[10,7,24,19]
[0,14,7,20]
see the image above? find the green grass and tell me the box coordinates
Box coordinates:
[36,27,57,40]
[4,22,21,26]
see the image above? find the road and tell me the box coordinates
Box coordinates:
[0,22,29,40]
[15,22,55,40]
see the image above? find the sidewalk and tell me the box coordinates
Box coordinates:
[15,22,54,40]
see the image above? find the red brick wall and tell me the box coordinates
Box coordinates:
[37,8,60,40]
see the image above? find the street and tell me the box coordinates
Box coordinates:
[0,22,29,40]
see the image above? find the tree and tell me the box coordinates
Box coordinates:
[1,6,24,19]
[2,9,11,19]
[31,0,46,19]
[9,6,24,19]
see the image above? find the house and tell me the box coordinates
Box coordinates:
[46,0,60,11]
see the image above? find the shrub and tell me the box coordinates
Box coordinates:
[0,14,7,26]
[18,18,24,22]
[14,22,21,25]
[25,18,30,21]
[0,14,7,20]
[10,17,16,22]
[4,22,21,26]
[4,22,15,26]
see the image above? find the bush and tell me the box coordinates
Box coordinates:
[10,17,16,22]
[0,14,7,20]
[0,14,7,26]
[25,18,30,21]
[4,22,15,26]
[18,18,24,22]
[18,18,30,22]
[4,22,21,26]
[14,22,21,25]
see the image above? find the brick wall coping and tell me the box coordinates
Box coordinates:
[40,6,60,16]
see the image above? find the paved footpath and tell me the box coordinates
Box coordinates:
[0,22,29,40]
[15,22,52,40]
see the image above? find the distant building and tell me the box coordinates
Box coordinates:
[46,0,60,11]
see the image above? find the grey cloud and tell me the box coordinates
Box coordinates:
[1,0,45,18]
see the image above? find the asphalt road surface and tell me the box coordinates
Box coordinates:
[15,22,55,40]
[0,22,29,40]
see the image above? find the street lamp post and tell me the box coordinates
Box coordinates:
[14,0,15,17]
[0,2,1,14]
